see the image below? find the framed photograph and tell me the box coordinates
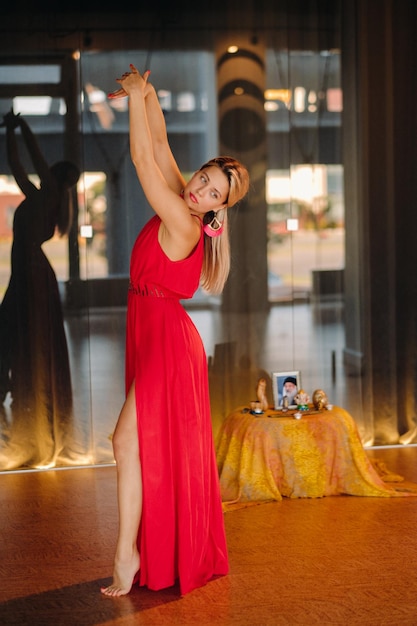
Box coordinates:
[272,371,301,409]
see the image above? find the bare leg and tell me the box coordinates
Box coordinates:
[101,382,142,596]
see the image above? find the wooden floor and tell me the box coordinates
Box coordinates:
[1,446,417,625]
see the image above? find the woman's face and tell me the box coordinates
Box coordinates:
[183,165,229,216]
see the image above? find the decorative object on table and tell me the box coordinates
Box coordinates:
[250,400,264,415]
[272,370,301,409]
[312,389,329,410]
[256,378,270,411]
[294,389,310,410]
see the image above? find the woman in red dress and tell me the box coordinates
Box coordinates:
[101,65,249,597]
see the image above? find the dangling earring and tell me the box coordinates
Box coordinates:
[203,212,224,237]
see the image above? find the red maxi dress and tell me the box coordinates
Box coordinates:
[125,215,229,595]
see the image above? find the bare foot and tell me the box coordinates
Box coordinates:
[100,551,140,597]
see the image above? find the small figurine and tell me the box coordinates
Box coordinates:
[294,389,310,410]
[312,389,329,410]
[256,378,269,411]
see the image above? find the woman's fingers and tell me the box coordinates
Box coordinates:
[108,88,128,99]
[128,64,150,80]
[108,66,151,99]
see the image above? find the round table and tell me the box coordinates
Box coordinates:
[216,405,404,501]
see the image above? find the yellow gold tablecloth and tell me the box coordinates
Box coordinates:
[216,405,409,502]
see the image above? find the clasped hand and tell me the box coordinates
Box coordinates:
[0,108,21,129]
[108,64,151,99]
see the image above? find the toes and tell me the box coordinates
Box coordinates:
[100,584,127,597]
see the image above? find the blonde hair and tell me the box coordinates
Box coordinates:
[199,156,249,294]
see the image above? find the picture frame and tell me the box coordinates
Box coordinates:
[272,371,301,409]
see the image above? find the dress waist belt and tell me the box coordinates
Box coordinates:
[129,282,170,298]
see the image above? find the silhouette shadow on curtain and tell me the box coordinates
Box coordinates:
[0,111,84,469]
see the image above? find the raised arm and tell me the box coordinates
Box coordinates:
[143,82,185,193]
[109,66,185,193]
[2,111,37,197]
[3,110,53,196]
[111,65,200,256]
[17,116,51,182]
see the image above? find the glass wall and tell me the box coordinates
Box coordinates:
[265,49,343,301]
[0,6,365,471]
